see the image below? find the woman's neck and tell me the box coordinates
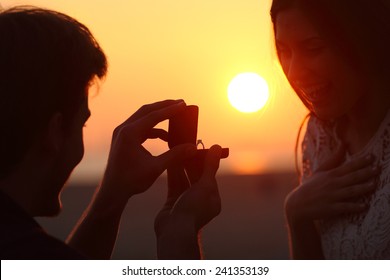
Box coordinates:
[338,87,390,154]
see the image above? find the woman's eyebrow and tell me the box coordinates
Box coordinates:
[299,37,324,44]
[276,36,323,46]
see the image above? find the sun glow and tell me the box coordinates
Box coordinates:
[228,72,270,113]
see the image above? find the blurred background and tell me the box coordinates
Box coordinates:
[1,0,308,259]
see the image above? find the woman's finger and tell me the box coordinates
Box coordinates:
[327,202,368,216]
[331,155,374,177]
[333,180,376,200]
[332,165,379,188]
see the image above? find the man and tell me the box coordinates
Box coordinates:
[0,6,222,260]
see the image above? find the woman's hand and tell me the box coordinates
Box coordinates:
[286,145,378,225]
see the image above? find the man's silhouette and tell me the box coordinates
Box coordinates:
[0,6,222,260]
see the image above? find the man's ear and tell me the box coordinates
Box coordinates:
[43,112,65,155]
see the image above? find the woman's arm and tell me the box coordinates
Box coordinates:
[285,194,324,259]
[285,145,377,259]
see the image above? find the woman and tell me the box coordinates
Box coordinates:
[271,0,390,259]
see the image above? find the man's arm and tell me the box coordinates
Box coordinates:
[66,184,129,259]
[156,216,201,260]
[66,99,196,259]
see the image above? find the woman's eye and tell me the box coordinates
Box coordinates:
[304,45,325,54]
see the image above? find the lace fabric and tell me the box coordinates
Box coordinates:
[301,113,390,259]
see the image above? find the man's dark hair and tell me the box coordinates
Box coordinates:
[0,6,107,179]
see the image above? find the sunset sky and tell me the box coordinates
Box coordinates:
[2,0,308,183]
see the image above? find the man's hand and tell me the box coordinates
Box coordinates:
[100,99,197,201]
[67,99,198,259]
[155,145,222,259]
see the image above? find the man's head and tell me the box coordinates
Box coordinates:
[0,6,107,215]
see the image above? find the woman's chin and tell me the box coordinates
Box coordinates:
[312,107,342,122]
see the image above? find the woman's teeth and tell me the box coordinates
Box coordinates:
[301,84,330,101]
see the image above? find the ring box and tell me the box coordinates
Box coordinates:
[168,105,229,159]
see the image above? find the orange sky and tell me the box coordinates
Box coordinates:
[2,0,308,183]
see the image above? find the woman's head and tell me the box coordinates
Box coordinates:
[270,0,390,120]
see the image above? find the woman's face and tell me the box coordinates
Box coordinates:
[275,8,366,120]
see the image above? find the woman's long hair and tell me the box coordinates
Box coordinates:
[271,0,390,112]
[270,0,390,175]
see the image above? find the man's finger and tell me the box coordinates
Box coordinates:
[156,143,197,174]
[134,101,187,133]
[147,128,168,141]
[124,99,185,124]
[166,167,190,205]
[114,102,187,145]
[200,145,222,180]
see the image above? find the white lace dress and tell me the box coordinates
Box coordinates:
[301,113,390,259]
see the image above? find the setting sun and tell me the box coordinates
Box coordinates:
[228,72,269,113]
[1,0,309,180]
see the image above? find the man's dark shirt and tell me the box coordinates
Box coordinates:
[0,191,85,260]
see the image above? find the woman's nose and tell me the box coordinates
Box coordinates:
[284,54,310,83]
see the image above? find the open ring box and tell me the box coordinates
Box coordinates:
[168,105,229,160]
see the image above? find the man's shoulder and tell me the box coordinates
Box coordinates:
[0,191,85,260]
[1,226,85,260]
